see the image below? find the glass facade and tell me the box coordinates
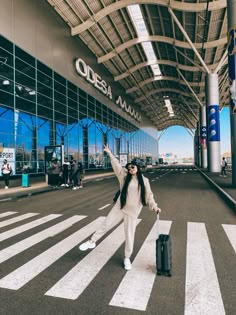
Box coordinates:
[0,35,158,174]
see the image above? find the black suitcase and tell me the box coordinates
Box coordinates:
[156,215,172,276]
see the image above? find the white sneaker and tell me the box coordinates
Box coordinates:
[72,187,77,190]
[124,258,132,271]
[76,186,80,189]
[79,240,96,251]
[61,184,65,187]
[66,184,69,187]
[5,186,8,189]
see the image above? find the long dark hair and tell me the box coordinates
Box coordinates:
[120,163,146,209]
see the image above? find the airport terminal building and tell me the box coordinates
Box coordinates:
[0,0,158,174]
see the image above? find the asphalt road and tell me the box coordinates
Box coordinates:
[0,167,235,315]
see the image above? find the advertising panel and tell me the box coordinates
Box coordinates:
[0,148,15,175]
[44,145,62,174]
[119,154,128,167]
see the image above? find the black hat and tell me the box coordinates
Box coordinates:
[125,161,138,170]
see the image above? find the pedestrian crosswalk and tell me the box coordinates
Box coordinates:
[0,211,235,314]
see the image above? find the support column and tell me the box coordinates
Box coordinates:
[49,120,55,145]
[200,106,207,168]
[102,133,108,168]
[115,137,120,156]
[227,0,236,186]
[31,126,37,173]
[194,130,198,166]
[206,73,221,172]
[83,126,88,169]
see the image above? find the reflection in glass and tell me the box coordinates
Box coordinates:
[0,34,158,175]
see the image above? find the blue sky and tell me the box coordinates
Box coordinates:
[159,107,231,158]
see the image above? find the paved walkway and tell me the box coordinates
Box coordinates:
[0,172,114,201]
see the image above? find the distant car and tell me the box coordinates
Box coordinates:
[163,162,168,165]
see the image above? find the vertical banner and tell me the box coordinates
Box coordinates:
[207,105,220,141]
[228,25,236,113]
[200,126,207,149]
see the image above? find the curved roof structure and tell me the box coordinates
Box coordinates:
[47,0,229,131]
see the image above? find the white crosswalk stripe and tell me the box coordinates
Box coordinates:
[0,213,39,228]
[45,219,141,300]
[185,223,225,315]
[109,220,172,311]
[222,224,236,253]
[0,211,17,218]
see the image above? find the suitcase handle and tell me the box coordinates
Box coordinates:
[156,213,160,239]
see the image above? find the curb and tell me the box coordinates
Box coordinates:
[0,187,53,202]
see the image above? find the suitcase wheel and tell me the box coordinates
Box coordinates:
[167,271,172,277]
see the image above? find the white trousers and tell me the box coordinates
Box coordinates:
[91,203,137,258]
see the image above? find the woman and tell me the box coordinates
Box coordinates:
[49,159,60,188]
[79,144,161,270]
[1,159,12,189]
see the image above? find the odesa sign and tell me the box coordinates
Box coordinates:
[75,58,141,122]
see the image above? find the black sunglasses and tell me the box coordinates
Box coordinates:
[128,165,136,170]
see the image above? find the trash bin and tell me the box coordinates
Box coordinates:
[22,173,29,187]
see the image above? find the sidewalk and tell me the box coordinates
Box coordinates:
[0,172,114,202]
[198,168,236,212]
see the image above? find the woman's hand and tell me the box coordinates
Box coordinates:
[153,206,161,214]
[103,144,111,155]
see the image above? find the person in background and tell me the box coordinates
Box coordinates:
[78,162,84,188]
[61,157,70,187]
[1,159,12,189]
[68,159,74,187]
[49,159,60,188]
[79,144,161,271]
[220,157,227,177]
[71,160,80,190]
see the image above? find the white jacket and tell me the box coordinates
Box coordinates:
[1,163,12,175]
[109,153,158,218]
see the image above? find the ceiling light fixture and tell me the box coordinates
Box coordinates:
[128,5,162,77]
[164,97,174,117]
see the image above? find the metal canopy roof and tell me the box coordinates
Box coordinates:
[47,0,229,131]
